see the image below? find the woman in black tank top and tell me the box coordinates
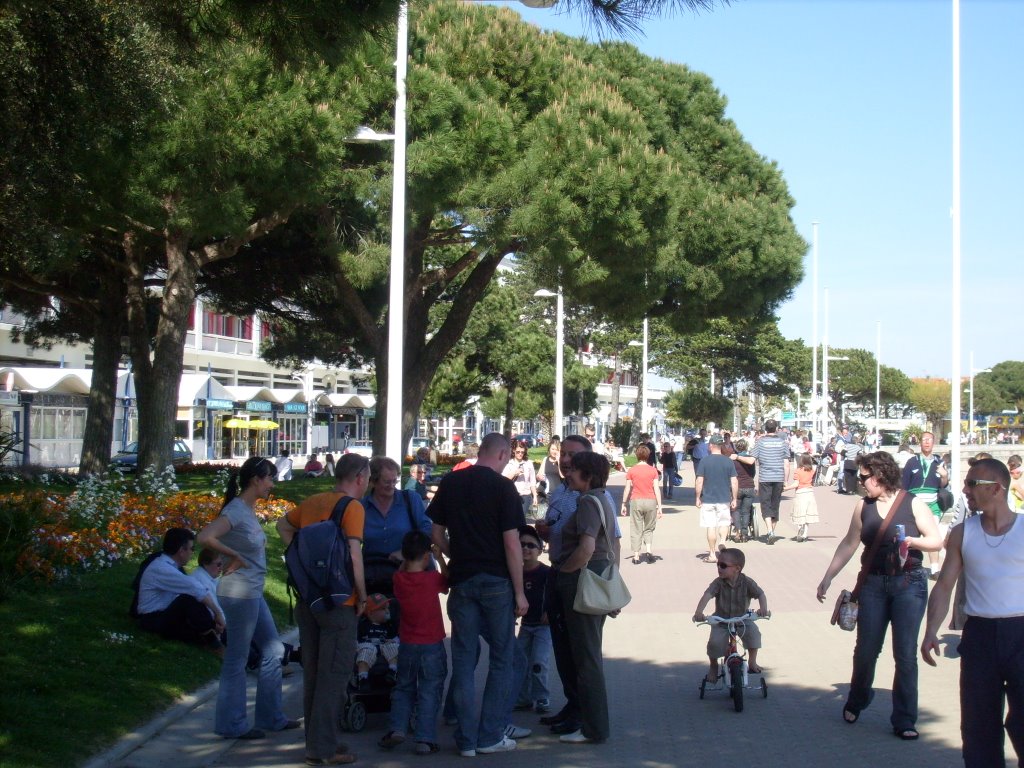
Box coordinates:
[815,452,943,740]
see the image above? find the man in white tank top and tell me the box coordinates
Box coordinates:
[921,458,1024,767]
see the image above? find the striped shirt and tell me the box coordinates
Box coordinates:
[750,434,791,482]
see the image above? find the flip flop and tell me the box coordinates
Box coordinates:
[747,664,763,674]
[894,728,919,741]
[842,708,859,724]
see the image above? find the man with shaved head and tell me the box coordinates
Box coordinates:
[921,458,1024,767]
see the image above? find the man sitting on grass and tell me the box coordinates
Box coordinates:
[131,528,225,652]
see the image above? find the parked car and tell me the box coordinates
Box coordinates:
[343,440,374,458]
[111,440,193,471]
[512,434,538,448]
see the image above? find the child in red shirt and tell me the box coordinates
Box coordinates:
[378,531,448,755]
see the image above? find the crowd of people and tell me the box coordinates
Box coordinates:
[126,423,1023,766]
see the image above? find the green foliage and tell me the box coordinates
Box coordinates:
[986,361,1024,412]
[909,378,952,431]
[667,388,733,428]
[965,375,1010,416]
[825,348,912,426]
[902,423,923,445]
[610,419,634,450]
[0,494,43,600]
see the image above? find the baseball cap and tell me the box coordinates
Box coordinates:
[365,593,392,613]
[709,434,725,445]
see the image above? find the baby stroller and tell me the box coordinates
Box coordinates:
[341,557,402,732]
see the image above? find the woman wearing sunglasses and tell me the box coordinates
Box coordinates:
[815,451,943,741]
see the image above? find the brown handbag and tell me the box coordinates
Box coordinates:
[830,490,907,632]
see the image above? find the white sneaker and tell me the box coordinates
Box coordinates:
[477,736,517,754]
[504,724,532,739]
[559,729,595,744]
[459,748,477,757]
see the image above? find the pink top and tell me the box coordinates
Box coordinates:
[795,466,814,490]
[626,462,660,500]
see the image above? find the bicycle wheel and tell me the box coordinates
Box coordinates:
[731,670,744,712]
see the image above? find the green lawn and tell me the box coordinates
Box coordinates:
[0,457,557,768]
[0,495,296,768]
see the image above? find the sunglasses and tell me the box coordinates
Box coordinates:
[717,562,736,569]
[521,542,540,550]
[858,473,873,483]
[965,478,1002,488]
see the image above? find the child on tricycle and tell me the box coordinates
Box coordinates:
[692,545,770,683]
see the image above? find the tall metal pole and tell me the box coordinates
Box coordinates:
[968,350,975,443]
[555,287,564,439]
[384,0,408,463]
[875,320,881,437]
[641,316,649,435]
[811,222,819,443]
[950,0,963,482]
[822,287,830,437]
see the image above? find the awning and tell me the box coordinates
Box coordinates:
[0,367,93,394]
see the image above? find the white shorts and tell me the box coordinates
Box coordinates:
[700,503,732,528]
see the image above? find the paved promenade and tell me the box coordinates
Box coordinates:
[88,466,1017,768]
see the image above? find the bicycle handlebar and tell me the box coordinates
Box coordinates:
[696,610,770,627]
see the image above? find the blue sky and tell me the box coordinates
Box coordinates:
[508,0,1021,380]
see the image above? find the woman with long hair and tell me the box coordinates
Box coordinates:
[198,456,296,740]
[816,451,943,740]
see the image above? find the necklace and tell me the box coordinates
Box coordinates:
[981,516,1015,548]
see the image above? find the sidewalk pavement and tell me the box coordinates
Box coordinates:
[88,466,1016,768]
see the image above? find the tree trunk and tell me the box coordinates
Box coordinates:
[633,364,645,444]
[78,293,124,476]
[610,355,621,427]
[127,233,198,472]
[504,382,516,439]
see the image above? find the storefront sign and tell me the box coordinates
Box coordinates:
[205,398,234,410]
[283,403,307,414]
[364,408,376,418]
[332,406,357,415]
[246,400,272,413]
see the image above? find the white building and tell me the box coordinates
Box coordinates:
[0,302,376,467]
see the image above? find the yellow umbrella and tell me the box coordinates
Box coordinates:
[247,419,280,430]
[223,418,248,429]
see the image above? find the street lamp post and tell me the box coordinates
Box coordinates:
[628,318,649,436]
[534,288,564,439]
[968,351,991,445]
[875,320,881,438]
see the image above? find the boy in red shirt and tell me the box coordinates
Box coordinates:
[378,531,449,755]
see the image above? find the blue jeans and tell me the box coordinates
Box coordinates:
[447,573,516,751]
[215,596,288,737]
[390,641,447,744]
[514,624,552,706]
[847,568,928,730]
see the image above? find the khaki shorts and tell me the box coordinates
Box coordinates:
[707,619,761,658]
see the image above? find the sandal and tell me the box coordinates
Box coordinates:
[378,731,406,749]
[306,752,357,766]
[894,728,919,741]
[747,664,763,674]
[842,708,859,724]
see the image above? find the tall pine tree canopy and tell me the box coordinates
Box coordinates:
[206,0,805,452]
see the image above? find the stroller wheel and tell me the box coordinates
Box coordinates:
[342,700,367,732]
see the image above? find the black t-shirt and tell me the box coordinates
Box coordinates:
[522,562,551,626]
[428,464,525,585]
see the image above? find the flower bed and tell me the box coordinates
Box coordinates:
[5,490,295,585]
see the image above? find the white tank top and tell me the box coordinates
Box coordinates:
[962,514,1024,618]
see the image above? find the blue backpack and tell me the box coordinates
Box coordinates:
[285,496,355,614]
